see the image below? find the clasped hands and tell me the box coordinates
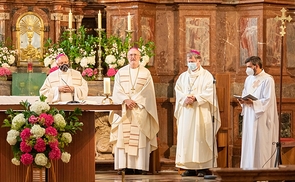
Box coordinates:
[185,95,196,106]
[59,85,74,93]
[124,99,137,110]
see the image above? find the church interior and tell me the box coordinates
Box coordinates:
[1,0,295,181]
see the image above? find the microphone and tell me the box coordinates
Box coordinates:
[213,76,216,84]
[61,78,80,103]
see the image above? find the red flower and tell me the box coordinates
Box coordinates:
[20,153,34,165]
[107,68,117,77]
[34,138,46,152]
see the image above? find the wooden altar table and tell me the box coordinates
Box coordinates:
[0,102,121,182]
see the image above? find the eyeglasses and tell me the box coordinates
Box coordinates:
[128,54,139,57]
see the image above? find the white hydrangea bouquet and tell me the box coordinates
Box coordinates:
[2,95,83,168]
[0,44,17,68]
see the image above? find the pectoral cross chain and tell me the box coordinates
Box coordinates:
[131,88,135,94]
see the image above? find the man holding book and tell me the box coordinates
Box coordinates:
[238,56,279,169]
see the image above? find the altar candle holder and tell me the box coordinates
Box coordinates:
[101,93,113,105]
[95,28,105,80]
[66,28,76,43]
[125,30,133,49]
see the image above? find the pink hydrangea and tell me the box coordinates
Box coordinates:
[106,68,117,77]
[39,113,54,127]
[49,146,61,159]
[49,140,58,148]
[0,67,11,76]
[28,115,39,124]
[20,141,32,153]
[20,153,34,165]
[82,68,94,77]
[34,138,46,152]
[20,128,31,140]
[45,126,58,136]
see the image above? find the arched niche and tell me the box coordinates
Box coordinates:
[16,12,44,67]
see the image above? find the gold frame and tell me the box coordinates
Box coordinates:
[16,12,44,66]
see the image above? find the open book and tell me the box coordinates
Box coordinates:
[233,94,258,101]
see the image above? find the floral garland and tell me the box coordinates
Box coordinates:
[2,95,83,168]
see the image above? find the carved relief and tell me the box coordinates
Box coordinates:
[95,112,113,160]
[240,17,258,65]
[185,17,210,65]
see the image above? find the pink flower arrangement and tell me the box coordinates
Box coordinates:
[2,95,83,168]
[106,68,118,77]
[0,67,11,76]
[82,68,98,81]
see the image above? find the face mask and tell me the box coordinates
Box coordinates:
[187,62,197,71]
[59,64,69,72]
[246,67,254,76]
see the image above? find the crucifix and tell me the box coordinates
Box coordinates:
[274,7,292,167]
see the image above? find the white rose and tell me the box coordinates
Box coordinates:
[61,152,71,163]
[11,113,26,130]
[11,158,20,166]
[35,153,48,166]
[140,55,150,67]
[2,63,10,68]
[8,55,15,65]
[6,129,19,145]
[87,56,95,65]
[31,124,45,138]
[117,58,125,67]
[75,57,81,64]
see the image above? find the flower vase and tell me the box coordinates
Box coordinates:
[0,75,7,81]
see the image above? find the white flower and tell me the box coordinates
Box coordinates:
[62,132,72,143]
[109,63,117,69]
[44,56,54,67]
[2,63,10,68]
[11,113,26,130]
[35,153,48,166]
[75,57,81,64]
[140,55,150,67]
[31,124,45,138]
[80,57,89,68]
[11,158,20,166]
[54,114,66,128]
[117,58,125,67]
[61,152,71,163]
[6,129,19,145]
[30,101,50,115]
[8,55,15,65]
[105,55,116,64]
[87,56,96,66]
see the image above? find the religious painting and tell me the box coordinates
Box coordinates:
[185,17,210,66]
[140,17,154,66]
[16,12,44,66]
[266,18,281,66]
[286,21,295,68]
[240,17,258,65]
[111,15,130,40]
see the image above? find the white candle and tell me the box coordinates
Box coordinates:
[103,77,111,94]
[98,10,102,29]
[68,10,72,29]
[127,12,131,31]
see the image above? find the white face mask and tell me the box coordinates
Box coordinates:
[187,62,197,71]
[246,67,254,76]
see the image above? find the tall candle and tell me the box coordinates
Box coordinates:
[98,10,102,29]
[68,10,72,29]
[103,77,111,94]
[127,12,131,31]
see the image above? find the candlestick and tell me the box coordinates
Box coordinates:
[127,12,131,31]
[69,10,72,29]
[103,77,111,94]
[94,28,105,80]
[98,10,102,29]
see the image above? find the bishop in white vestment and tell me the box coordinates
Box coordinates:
[239,56,279,169]
[39,54,88,103]
[174,50,221,176]
[110,48,159,174]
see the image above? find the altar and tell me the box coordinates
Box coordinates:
[0,96,121,182]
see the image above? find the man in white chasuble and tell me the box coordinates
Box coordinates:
[174,50,221,177]
[39,53,88,103]
[238,56,279,169]
[110,48,159,175]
